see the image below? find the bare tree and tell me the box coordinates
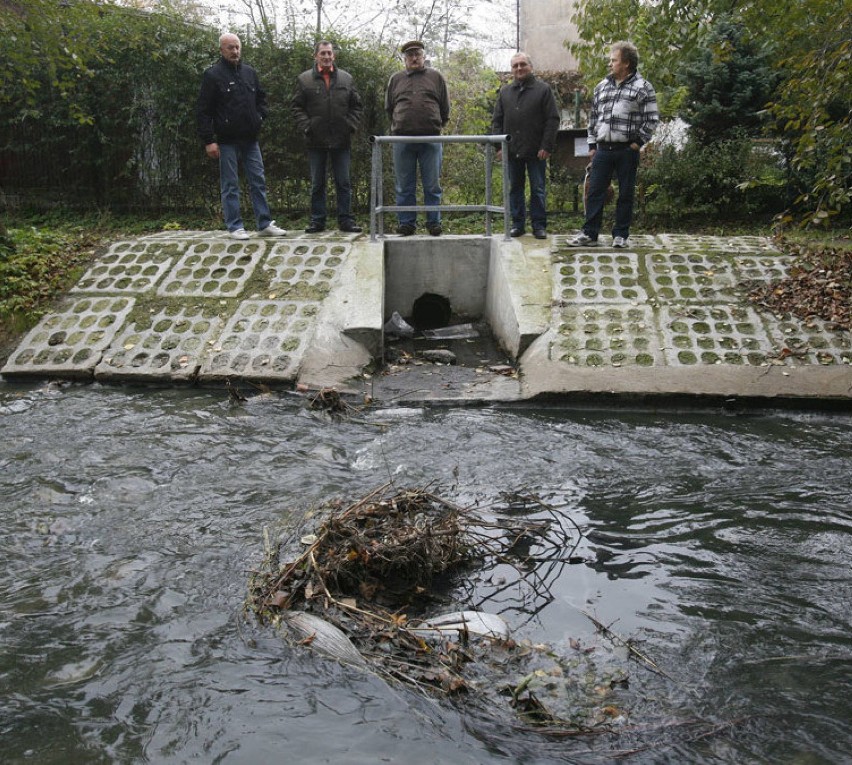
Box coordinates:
[202,0,513,54]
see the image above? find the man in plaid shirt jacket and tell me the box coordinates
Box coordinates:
[570,41,658,249]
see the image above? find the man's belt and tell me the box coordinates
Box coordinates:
[597,141,631,150]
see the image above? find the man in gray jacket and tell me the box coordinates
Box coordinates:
[292,41,363,233]
[491,52,560,239]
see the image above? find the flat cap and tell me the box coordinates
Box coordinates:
[400,40,425,54]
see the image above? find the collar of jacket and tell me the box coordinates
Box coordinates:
[607,71,638,87]
[221,57,241,73]
[314,64,336,77]
[512,74,536,90]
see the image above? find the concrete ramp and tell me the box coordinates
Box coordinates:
[2,230,850,407]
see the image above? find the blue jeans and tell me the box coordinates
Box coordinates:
[583,145,639,239]
[308,148,353,227]
[508,155,547,231]
[392,142,443,226]
[219,141,273,232]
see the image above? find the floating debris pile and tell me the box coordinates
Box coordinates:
[247,485,583,698]
[246,485,742,747]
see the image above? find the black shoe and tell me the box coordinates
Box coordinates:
[533,229,547,240]
[427,224,442,237]
[396,224,416,236]
[339,222,362,233]
[305,223,325,234]
[510,227,525,237]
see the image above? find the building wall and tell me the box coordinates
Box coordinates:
[519,0,579,72]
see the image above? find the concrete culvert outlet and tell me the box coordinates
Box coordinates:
[411,292,451,329]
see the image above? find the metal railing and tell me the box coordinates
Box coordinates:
[369,134,511,242]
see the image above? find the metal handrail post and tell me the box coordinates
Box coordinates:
[369,139,381,242]
[484,142,493,237]
[501,137,511,240]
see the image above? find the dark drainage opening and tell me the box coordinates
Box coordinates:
[411,292,451,330]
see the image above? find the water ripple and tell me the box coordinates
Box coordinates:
[1,385,850,763]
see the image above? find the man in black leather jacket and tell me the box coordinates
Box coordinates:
[292,41,364,234]
[197,33,285,240]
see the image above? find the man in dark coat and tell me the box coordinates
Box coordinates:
[196,33,285,240]
[292,41,364,234]
[491,52,560,239]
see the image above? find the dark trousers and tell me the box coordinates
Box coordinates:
[308,147,354,227]
[583,145,639,239]
[508,155,547,231]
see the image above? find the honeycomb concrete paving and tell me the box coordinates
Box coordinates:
[550,237,851,373]
[646,251,741,304]
[3,296,136,379]
[656,304,776,366]
[264,241,350,299]
[2,230,850,405]
[156,241,266,298]
[198,299,320,382]
[72,240,183,294]
[2,232,350,385]
[557,252,648,304]
[556,304,662,367]
[95,303,225,382]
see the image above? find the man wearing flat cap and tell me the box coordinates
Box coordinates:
[385,40,450,236]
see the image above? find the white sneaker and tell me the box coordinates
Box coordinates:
[612,236,628,248]
[229,228,250,240]
[568,232,598,247]
[258,222,287,237]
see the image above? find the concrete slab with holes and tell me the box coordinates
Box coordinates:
[1,229,850,407]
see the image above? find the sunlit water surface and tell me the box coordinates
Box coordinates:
[1,383,851,763]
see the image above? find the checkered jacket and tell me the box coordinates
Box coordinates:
[588,71,659,148]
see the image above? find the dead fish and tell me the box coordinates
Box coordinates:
[278,611,366,668]
[410,610,510,640]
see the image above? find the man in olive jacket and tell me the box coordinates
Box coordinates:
[491,52,560,239]
[292,41,363,233]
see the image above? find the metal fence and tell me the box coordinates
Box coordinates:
[369,134,511,241]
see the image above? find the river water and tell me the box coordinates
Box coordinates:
[1,382,850,763]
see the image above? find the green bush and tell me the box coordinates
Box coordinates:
[1,13,398,217]
[639,131,787,224]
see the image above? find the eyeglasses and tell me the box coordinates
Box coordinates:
[403,50,424,58]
